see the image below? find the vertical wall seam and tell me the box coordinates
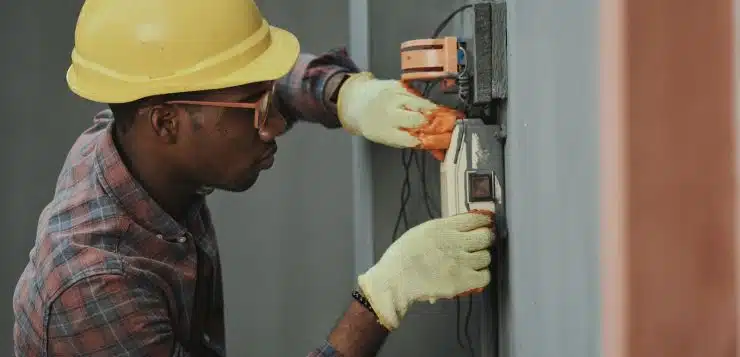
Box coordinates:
[348,0,375,276]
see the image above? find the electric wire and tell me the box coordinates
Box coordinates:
[416,151,438,218]
[391,78,442,241]
[455,297,464,348]
[391,4,477,356]
[432,4,474,38]
[431,5,477,357]
[391,149,415,240]
[465,296,475,357]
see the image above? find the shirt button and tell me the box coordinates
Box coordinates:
[177,236,187,243]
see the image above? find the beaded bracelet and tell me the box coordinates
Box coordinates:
[351,289,378,318]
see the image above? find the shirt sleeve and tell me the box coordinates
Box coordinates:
[46,273,178,356]
[275,48,360,130]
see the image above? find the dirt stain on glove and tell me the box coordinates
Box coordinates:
[456,209,495,297]
[400,82,463,161]
[469,209,494,229]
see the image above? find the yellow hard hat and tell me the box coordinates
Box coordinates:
[66,0,300,103]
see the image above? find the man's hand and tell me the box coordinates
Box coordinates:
[336,72,460,160]
[357,211,495,331]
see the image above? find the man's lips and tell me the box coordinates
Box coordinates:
[258,145,277,169]
[261,145,277,160]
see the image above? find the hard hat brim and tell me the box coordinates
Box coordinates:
[66,26,300,103]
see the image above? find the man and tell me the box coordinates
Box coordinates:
[12,1,495,356]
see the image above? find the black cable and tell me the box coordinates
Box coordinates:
[430,4,479,356]
[465,296,475,357]
[391,149,415,240]
[432,4,473,37]
[416,78,442,219]
[393,78,442,241]
[455,298,465,348]
[415,143,438,218]
[391,4,478,355]
[393,3,475,238]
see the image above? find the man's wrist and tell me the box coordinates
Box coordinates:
[324,72,352,109]
[351,289,378,318]
[326,296,389,357]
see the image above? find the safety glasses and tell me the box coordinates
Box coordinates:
[165,82,278,131]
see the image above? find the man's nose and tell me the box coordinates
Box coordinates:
[258,112,287,142]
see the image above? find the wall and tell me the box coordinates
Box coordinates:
[0,0,103,352]
[211,1,356,357]
[505,0,601,356]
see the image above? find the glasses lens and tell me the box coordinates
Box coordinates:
[254,90,272,130]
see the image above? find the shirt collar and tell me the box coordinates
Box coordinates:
[92,111,193,239]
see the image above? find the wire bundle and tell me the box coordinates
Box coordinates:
[390,4,480,357]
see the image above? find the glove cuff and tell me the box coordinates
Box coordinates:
[336,72,376,135]
[357,270,405,331]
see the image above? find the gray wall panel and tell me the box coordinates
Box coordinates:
[0,1,101,353]
[505,0,601,356]
[215,1,355,356]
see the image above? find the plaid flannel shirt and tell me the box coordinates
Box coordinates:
[13,49,359,357]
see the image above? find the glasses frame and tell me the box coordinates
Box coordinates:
[165,82,276,130]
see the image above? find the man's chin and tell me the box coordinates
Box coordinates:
[217,173,259,193]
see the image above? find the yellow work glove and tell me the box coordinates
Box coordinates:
[357,211,494,331]
[336,72,459,159]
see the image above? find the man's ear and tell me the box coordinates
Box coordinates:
[148,104,180,144]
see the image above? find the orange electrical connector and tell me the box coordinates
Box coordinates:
[399,36,464,160]
[400,36,459,86]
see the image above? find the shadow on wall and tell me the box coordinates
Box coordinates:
[0,0,104,353]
